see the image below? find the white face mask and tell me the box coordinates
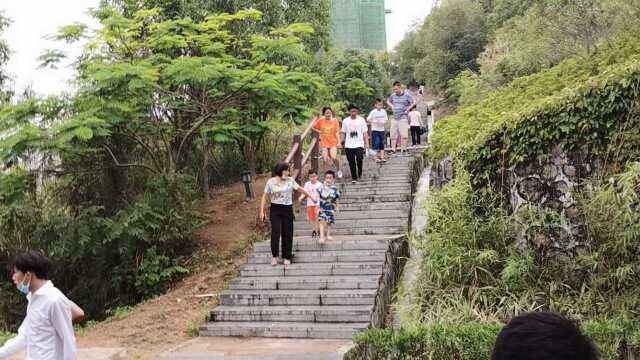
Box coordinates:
[17,273,31,295]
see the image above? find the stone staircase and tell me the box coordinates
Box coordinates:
[200,154,417,339]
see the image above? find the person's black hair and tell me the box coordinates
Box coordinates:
[308,170,318,176]
[393,81,402,87]
[348,104,360,111]
[12,251,52,280]
[491,312,599,360]
[321,106,333,115]
[273,161,290,177]
[325,170,336,178]
[375,98,383,103]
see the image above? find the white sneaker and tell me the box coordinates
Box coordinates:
[337,170,343,179]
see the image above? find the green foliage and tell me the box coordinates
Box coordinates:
[431,34,640,183]
[0,12,11,103]
[348,319,639,360]
[0,332,14,346]
[346,324,501,360]
[0,174,204,330]
[0,169,31,204]
[321,49,392,115]
[108,0,332,52]
[0,4,325,331]
[135,247,190,298]
[480,0,612,87]
[411,0,488,90]
[391,30,421,85]
[446,70,490,107]
[383,167,640,359]
[104,306,134,321]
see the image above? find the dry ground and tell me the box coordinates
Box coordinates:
[77,176,269,359]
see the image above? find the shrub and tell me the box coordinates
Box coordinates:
[431,33,640,184]
[380,165,640,358]
[346,324,501,360]
[0,173,203,330]
[348,319,639,360]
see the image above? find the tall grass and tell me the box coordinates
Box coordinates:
[368,164,640,359]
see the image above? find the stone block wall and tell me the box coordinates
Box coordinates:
[509,146,595,254]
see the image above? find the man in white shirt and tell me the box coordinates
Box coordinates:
[367,99,388,163]
[341,104,369,184]
[0,251,77,360]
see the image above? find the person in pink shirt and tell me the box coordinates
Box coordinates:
[408,107,424,147]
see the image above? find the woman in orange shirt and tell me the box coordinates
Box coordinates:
[313,107,343,178]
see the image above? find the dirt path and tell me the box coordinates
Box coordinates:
[77,176,268,359]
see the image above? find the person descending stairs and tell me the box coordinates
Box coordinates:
[199,153,418,339]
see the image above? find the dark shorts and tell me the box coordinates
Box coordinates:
[371,131,386,151]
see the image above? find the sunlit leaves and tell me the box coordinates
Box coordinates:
[162,57,231,86]
[37,50,67,69]
[50,23,88,43]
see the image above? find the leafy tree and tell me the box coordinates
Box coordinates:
[321,49,392,116]
[391,30,421,85]
[0,6,323,329]
[106,0,332,52]
[413,0,487,91]
[478,0,623,88]
[0,12,11,103]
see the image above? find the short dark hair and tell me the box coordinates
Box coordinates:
[375,98,383,103]
[325,170,336,178]
[308,170,318,176]
[491,312,599,360]
[12,251,52,280]
[273,162,290,177]
[393,81,402,87]
[348,104,360,111]
[321,106,333,115]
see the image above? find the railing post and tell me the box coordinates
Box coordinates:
[293,134,302,181]
[311,132,319,176]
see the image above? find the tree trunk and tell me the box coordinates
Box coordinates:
[201,138,211,200]
[243,140,257,175]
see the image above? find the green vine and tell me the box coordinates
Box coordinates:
[430,33,640,187]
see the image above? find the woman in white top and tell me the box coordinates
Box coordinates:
[260,162,313,268]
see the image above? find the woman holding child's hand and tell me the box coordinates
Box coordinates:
[260,162,312,269]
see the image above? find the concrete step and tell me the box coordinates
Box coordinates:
[336,181,412,188]
[295,218,407,230]
[200,321,368,339]
[339,201,410,211]
[335,185,412,193]
[254,238,390,252]
[337,190,410,197]
[220,289,377,306]
[295,209,409,221]
[229,275,380,291]
[339,175,412,181]
[332,195,411,203]
[294,213,408,225]
[294,226,405,236]
[240,262,384,277]
[247,250,387,264]
[211,305,372,323]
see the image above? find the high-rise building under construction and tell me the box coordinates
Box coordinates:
[331,0,387,50]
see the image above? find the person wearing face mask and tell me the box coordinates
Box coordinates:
[0,251,78,360]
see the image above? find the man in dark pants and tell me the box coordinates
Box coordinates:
[341,105,369,184]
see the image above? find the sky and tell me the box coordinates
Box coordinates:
[1,0,434,96]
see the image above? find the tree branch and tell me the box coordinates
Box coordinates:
[103,145,160,175]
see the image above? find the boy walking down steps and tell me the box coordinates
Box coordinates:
[317,170,340,244]
[299,170,322,238]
